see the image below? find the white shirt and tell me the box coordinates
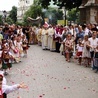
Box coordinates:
[63,38,66,42]
[89,37,98,51]
[77,44,83,52]
[0,51,2,58]
[54,29,60,38]
[69,28,74,35]
[0,72,19,95]
[84,28,89,35]
[1,84,19,95]
[2,77,7,85]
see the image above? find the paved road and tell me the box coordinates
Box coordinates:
[7,45,98,98]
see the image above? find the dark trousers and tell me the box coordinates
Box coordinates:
[56,42,61,53]
[93,58,98,71]
[3,93,7,98]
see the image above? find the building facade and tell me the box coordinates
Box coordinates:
[79,0,98,24]
[17,0,34,22]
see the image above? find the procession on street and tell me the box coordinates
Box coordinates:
[0,0,98,97]
[0,21,98,97]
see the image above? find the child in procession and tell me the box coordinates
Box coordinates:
[64,33,73,62]
[82,35,90,67]
[76,38,83,65]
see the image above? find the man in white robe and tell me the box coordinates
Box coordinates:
[48,26,56,51]
[41,24,49,50]
[37,27,42,46]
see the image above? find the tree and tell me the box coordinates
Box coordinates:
[39,0,82,9]
[67,8,80,23]
[23,1,43,25]
[44,8,63,25]
[0,15,3,25]
[16,21,24,26]
[9,6,17,23]
[26,5,43,18]
[6,17,13,25]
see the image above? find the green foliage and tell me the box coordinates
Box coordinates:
[67,8,80,23]
[23,0,63,25]
[22,15,30,26]
[44,8,63,25]
[6,17,13,25]
[27,5,42,18]
[0,15,3,25]
[9,6,17,23]
[23,3,43,25]
[39,0,82,9]
[16,21,24,26]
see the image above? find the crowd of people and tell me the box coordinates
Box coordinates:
[0,22,98,97]
[0,23,98,74]
[0,23,31,97]
[0,23,32,76]
[36,23,98,73]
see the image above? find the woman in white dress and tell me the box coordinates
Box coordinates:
[9,41,19,63]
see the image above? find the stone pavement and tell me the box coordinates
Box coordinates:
[7,45,98,98]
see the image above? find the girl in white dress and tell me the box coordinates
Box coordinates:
[76,39,83,65]
[22,35,28,58]
[9,41,19,63]
[64,33,73,62]
[16,36,24,58]
[82,35,90,67]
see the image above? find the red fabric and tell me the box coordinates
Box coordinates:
[53,27,59,41]
[0,75,3,78]
[77,52,82,57]
[54,27,63,41]
[59,27,64,34]
[13,49,18,54]
[0,88,3,98]
[55,27,59,34]
[43,22,49,28]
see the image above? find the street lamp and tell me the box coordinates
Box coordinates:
[2,10,7,23]
[62,7,67,26]
[49,15,52,24]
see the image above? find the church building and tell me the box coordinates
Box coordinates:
[17,0,34,22]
